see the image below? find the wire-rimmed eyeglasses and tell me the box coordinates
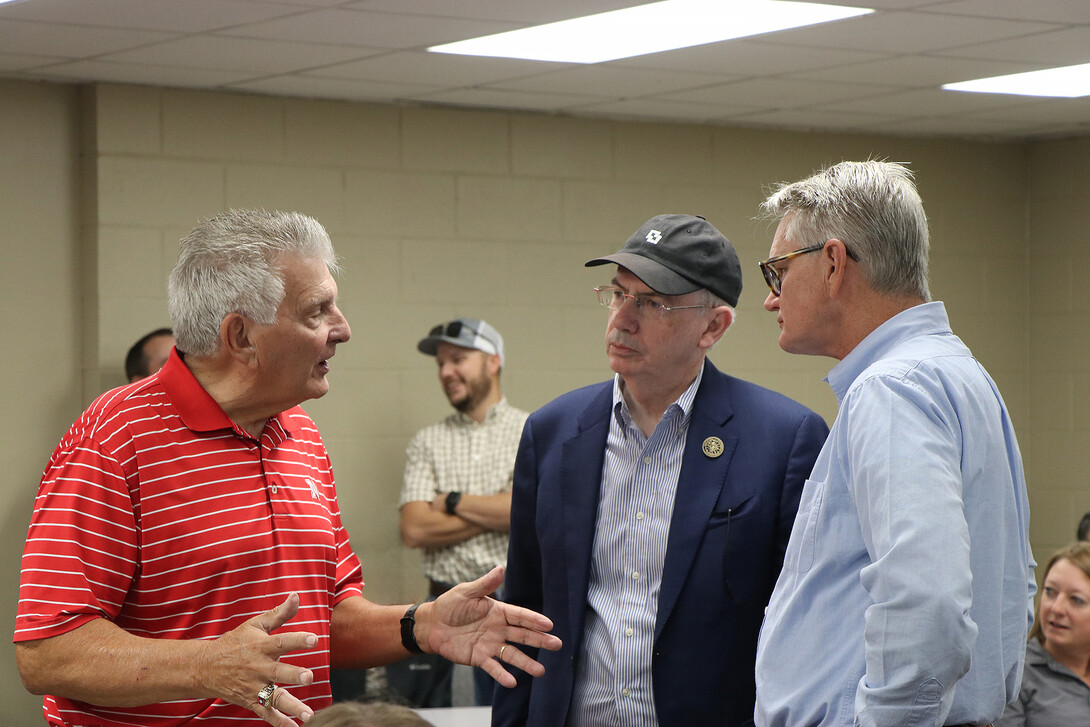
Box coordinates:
[594,286,712,318]
[758,242,858,296]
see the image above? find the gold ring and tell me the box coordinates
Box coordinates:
[257,683,276,707]
[498,644,508,660]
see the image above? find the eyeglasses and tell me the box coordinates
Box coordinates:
[758,242,858,296]
[429,321,477,339]
[594,286,712,318]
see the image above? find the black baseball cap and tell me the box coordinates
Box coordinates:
[585,214,742,306]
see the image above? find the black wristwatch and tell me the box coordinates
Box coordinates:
[445,491,462,515]
[400,602,424,654]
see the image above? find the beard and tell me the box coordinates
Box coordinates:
[449,372,493,413]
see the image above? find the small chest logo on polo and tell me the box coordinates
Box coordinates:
[307,478,320,499]
[702,437,724,458]
[645,230,663,244]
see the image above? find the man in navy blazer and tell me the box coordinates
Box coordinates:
[492,214,828,726]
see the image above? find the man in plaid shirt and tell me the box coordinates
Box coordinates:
[399,318,529,707]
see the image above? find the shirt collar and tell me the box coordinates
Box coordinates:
[1027,638,1082,679]
[453,396,509,426]
[827,301,951,402]
[611,361,704,433]
[159,348,300,437]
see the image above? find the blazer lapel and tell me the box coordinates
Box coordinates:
[656,360,737,638]
[560,385,612,648]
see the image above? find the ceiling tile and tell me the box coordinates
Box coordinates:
[345,0,638,23]
[0,20,175,57]
[30,59,254,87]
[220,8,520,49]
[230,74,443,101]
[825,87,1042,116]
[304,50,572,86]
[485,65,739,98]
[657,77,898,107]
[0,52,66,72]
[0,0,300,32]
[936,26,1090,65]
[762,10,1059,54]
[405,87,605,112]
[567,97,764,124]
[103,36,377,74]
[926,0,1090,24]
[616,39,887,76]
[791,54,1049,87]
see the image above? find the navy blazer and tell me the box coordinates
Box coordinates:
[493,359,828,726]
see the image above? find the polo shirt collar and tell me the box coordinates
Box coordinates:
[158,348,300,437]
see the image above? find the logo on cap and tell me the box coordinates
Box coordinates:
[645,230,663,244]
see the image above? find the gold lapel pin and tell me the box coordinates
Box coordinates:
[702,436,724,458]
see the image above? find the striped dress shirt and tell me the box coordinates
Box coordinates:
[569,367,703,726]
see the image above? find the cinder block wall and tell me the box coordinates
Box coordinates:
[4,78,1085,723]
[1025,138,1090,560]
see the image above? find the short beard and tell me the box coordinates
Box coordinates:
[450,374,492,413]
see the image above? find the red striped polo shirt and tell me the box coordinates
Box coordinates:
[15,349,364,726]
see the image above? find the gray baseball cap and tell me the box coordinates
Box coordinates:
[586,214,742,306]
[417,318,505,367]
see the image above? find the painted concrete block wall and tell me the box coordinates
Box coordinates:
[0,80,84,725]
[1026,137,1090,563]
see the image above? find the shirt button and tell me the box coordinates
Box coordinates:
[632,571,640,580]
[643,456,652,465]
[621,688,631,697]
[625,628,634,637]
[636,512,645,520]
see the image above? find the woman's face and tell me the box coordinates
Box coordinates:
[1040,557,1090,652]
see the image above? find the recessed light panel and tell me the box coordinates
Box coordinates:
[944,63,1090,98]
[429,0,874,64]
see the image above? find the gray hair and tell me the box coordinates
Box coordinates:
[760,160,930,301]
[168,209,339,357]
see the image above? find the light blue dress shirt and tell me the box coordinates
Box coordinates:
[755,302,1035,727]
[569,367,702,726]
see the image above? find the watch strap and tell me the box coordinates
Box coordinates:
[400,602,424,654]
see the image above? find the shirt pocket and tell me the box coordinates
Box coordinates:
[781,478,824,574]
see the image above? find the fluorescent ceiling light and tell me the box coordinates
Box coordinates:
[429,0,874,64]
[944,63,1090,98]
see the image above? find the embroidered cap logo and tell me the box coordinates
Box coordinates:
[645,229,662,244]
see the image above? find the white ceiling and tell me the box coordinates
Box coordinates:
[3,0,1090,140]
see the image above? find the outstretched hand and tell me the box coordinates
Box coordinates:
[198,593,319,726]
[418,566,562,688]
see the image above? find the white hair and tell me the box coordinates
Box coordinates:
[761,160,930,301]
[168,209,339,357]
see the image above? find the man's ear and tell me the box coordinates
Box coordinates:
[486,352,502,377]
[220,313,256,364]
[822,238,852,298]
[698,306,734,351]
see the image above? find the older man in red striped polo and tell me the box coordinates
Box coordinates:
[14,209,559,727]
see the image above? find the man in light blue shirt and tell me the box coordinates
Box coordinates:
[753,161,1035,727]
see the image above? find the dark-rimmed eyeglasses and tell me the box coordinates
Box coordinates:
[758,242,858,296]
[594,286,712,318]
